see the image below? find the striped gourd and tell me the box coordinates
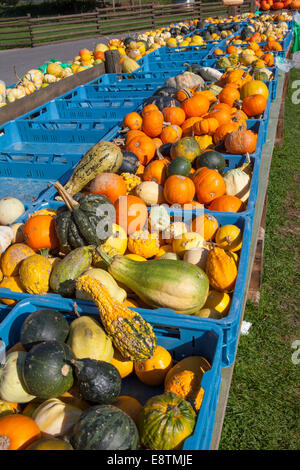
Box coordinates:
[76,275,157,361]
[63,141,123,194]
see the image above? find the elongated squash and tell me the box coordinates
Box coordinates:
[62,142,123,194]
[99,250,209,315]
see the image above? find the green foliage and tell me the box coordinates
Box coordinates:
[219,69,300,450]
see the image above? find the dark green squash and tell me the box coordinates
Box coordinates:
[71,405,139,450]
[54,181,114,254]
[117,151,140,175]
[158,142,172,158]
[153,86,177,98]
[194,150,226,174]
[21,340,75,399]
[71,358,121,404]
[167,157,192,177]
[143,95,181,111]
[20,309,69,351]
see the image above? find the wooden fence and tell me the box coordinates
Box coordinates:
[0,0,255,50]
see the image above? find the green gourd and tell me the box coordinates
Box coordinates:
[167,157,192,177]
[99,251,209,315]
[62,141,123,194]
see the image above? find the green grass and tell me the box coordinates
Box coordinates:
[219,68,300,450]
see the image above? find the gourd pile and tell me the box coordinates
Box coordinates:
[0,302,211,450]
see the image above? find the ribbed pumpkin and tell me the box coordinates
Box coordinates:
[138,392,196,450]
[193,118,219,136]
[76,275,157,361]
[193,167,226,205]
[206,247,238,292]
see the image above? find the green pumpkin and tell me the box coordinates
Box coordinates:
[26,438,73,451]
[167,157,192,177]
[71,358,121,404]
[20,309,69,352]
[71,405,139,450]
[138,392,196,450]
[54,182,114,254]
[21,340,75,399]
[170,137,201,164]
[195,150,226,174]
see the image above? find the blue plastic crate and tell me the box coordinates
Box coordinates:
[5,200,253,367]
[0,296,223,450]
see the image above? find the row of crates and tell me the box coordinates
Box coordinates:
[0,17,294,450]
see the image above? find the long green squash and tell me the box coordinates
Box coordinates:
[62,141,123,195]
[99,250,209,315]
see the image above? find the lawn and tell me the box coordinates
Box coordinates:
[219,67,300,450]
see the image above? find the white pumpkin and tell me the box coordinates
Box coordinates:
[183,246,210,271]
[32,398,82,437]
[223,169,251,203]
[0,197,25,225]
[0,352,36,403]
[148,205,171,232]
[135,181,165,206]
[0,226,14,254]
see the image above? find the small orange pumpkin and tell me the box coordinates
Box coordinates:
[134,345,173,386]
[193,167,226,205]
[122,112,143,131]
[126,134,157,166]
[193,117,219,136]
[163,175,195,205]
[142,109,164,137]
[191,214,219,241]
[23,215,59,252]
[162,106,186,126]
[208,195,243,212]
[143,158,169,185]
[181,95,210,118]
[0,414,41,450]
[160,124,182,144]
[88,173,127,204]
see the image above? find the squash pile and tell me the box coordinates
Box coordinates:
[0,303,212,450]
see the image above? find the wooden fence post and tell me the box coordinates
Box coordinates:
[27,13,34,48]
[197,0,202,20]
[151,3,156,30]
[96,8,101,36]
[104,50,122,73]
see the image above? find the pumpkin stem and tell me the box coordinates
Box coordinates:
[39,248,50,258]
[73,301,81,318]
[0,435,10,450]
[119,127,130,134]
[113,138,125,147]
[95,246,113,266]
[156,148,165,161]
[51,181,79,211]
[13,66,22,86]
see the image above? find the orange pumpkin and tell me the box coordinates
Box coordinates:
[0,414,41,450]
[218,85,240,107]
[1,243,35,277]
[142,109,164,137]
[160,124,182,144]
[191,214,219,241]
[88,173,127,204]
[175,88,193,102]
[181,117,202,136]
[0,276,26,305]
[224,126,257,154]
[113,396,143,426]
[193,167,226,205]
[213,121,239,146]
[181,95,210,118]
[23,215,59,252]
[208,195,243,212]
[163,175,195,205]
[162,106,186,126]
[126,134,156,166]
[206,108,232,127]
[115,195,147,235]
[143,158,169,185]
[134,345,173,386]
[110,349,133,379]
[193,89,217,103]
[122,112,142,131]
[152,137,163,149]
[263,53,275,67]
[141,103,159,116]
[125,129,146,145]
[242,94,267,117]
[226,45,238,54]
[193,117,219,136]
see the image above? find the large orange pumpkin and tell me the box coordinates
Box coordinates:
[208,195,243,212]
[0,414,41,450]
[115,195,147,235]
[181,95,210,118]
[23,215,59,252]
[88,173,127,204]
[193,167,226,205]
[163,175,195,205]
